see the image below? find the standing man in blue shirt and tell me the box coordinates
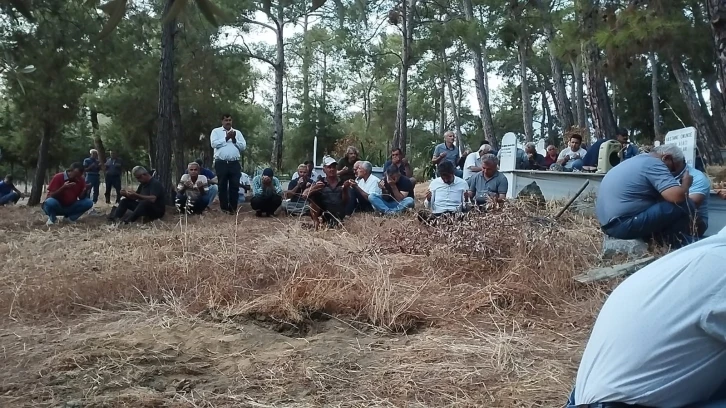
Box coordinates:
[432,131,462,178]
[104,150,123,204]
[210,113,246,214]
[83,149,102,205]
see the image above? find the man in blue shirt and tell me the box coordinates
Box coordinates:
[583,127,639,168]
[104,150,123,204]
[83,149,102,204]
[432,131,462,178]
[683,165,711,237]
[250,168,283,217]
[0,175,23,205]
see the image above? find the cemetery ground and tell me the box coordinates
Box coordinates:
[0,185,616,407]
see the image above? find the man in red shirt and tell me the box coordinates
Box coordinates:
[43,163,93,226]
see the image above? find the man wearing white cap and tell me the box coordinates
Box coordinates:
[462,144,492,181]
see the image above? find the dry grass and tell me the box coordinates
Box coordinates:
[0,197,616,407]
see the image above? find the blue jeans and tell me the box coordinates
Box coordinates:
[206,185,219,207]
[567,385,726,408]
[42,198,93,222]
[564,159,584,171]
[0,191,20,205]
[369,194,415,214]
[603,198,696,248]
[85,173,100,203]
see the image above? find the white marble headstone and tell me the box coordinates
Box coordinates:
[664,127,696,167]
[536,139,546,156]
[499,132,517,172]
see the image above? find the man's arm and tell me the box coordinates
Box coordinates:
[210,128,226,149]
[274,178,283,195]
[388,183,407,201]
[251,177,262,195]
[234,130,247,152]
[556,150,569,165]
[496,177,508,201]
[47,176,67,199]
[652,165,690,203]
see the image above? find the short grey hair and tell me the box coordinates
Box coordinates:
[89,149,98,155]
[444,130,455,139]
[359,161,372,174]
[132,166,148,176]
[525,142,536,150]
[653,144,685,162]
[481,154,498,166]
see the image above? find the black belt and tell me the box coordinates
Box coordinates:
[215,158,239,163]
[575,403,650,408]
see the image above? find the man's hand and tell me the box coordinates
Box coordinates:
[262,175,271,185]
[341,166,349,172]
[425,190,432,201]
[184,180,194,188]
[310,181,325,193]
[378,179,386,190]
[401,157,409,165]
[120,189,128,197]
[439,152,447,158]
[718,189,726,200]
[225,129,236,141]
[62,181,76,190]
[196,180,205,188]
[681,169,693,189]
[344,179,356,188]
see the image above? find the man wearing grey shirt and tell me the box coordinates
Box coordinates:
[567,226,726,408]
[466,155,507,207]
[210,113,246,214]
[432,131,462,178]
[595,144,696,248]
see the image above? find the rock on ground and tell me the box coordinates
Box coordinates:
[602,236,648,259]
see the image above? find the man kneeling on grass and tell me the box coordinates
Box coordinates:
[43,163,93,226]
[567,226,726,408]
[285,163,314,216]
[0,175,24,206]
[303,156,350,229]
[368,165,415,215]
[251,168,283,217]
[465,155,507,210]
[176,162,209,215]
[108,166,166,224]
[419,161,468,223]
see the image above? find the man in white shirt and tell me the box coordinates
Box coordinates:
[210,113,246,214]
[291,160,320,181]
[463,144,492,181]
[422,161,468,219]
[345,160,381,214]
[556,133,587,171]
[175,162,209,214]
[567,226,726,408]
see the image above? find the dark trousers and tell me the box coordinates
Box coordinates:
[602,199,697,248]
[214,160,241,212]
[345,188,373,215]
[113,198,164,223]
[175,194,208,215]
[251,194,282,215]
[105,175,122,203]
[85,173,100,203]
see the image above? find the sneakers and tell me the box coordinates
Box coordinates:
[46,219,55,226]
[62,217,77,224]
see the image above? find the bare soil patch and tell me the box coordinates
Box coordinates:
[0,199,614,407]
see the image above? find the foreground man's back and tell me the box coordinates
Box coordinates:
[573,228,726,407]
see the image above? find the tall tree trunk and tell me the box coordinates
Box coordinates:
[707,74,726,145]
[301,14,312,137]
[172,88,184,181]
[393,0,418,155]
[156,0,176,199]
[442,51,462,153]
[706,0,726,100]
[89,108,106,163]
[571,57,587,129]
[517,37,534,142]
[648,52,664,141]
[537,0,574,132]
[438,76,446,137]
[270,6,285,171]
[28,122,53,206]
[579,0,617,140]
[671,57,723,164]
[462,0,495,148]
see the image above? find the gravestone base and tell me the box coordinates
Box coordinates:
[602,236,648,260]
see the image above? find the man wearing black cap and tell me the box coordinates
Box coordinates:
[250,168,283,217]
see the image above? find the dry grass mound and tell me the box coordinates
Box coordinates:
[0,202,609,407]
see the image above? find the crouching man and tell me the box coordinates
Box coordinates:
[303,156,350,229]
[368,165,415,215]
[43,163,93,225]
[567,227,726,408]
[596,144,697,248]
[250,168,283,217]
[176,162,209,215]
[109,166,166,224]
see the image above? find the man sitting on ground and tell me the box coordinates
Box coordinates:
[303,156,350,229]
[421,161,469,221]
[346,161,381,215]
[337,146,360,183]
[556,133,587,171]
[188,159,218,208]
[238,172,251,204]
[383,148,416,186]
[292,160,320,181]
[462,144,491,181]
[285,163,314,216]
[251,168,283,217]
[109,166,166,224]
[522,142,547,170]
[543,145,559,168]
[176,162,209,215]
[684,164,711,238]
[596,144,696,248]
[582,127,639,169]
[567,227,726,408]
[466,155,508,209]
[369,165,415,215]
[43,163,93,226]
[0,175,23,205]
